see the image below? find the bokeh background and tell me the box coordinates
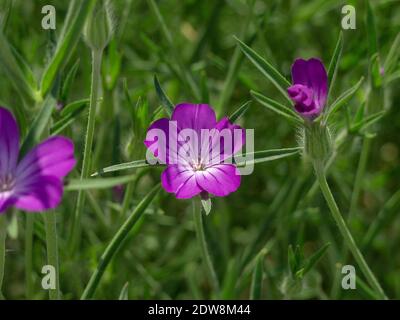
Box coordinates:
[0,0,399,299]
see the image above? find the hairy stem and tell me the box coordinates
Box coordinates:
[313,161,387,300]
[71,49,103,251]
[44,211,60,300]
[192,200,220,295]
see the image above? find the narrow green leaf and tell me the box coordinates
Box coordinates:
[327,77,364,120]
[351,110,386,133]
[81,184,161,299]
[154,75,174,116]
[383,32,400,76]
[236,147,301,167]
[60,98,90,117]
[250,254,264,300]
[0,31,39,103]
[60,59,80,103]
[65,174,138,191]
[92,159,152,177]
[118,282,129,300]
[327,31,343,92]
[303,243,330,275]
[51,103,87,135]
[366,0,378,57]
[40,0,96,97]
[251,90,303,124]
[235,36,291,102]
[229,101,251,123]
[19,95,56,158]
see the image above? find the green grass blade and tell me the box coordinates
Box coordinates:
[19,95,56,158]
[0,31,39,103]
[383,32,400,76]
[251,90,303,124]
[235,36,291,103]
[154,75,174,116]
[326,77,364,120]
[327,31,343,92]
[40,0,96,97]
[229,100,251,123]
[81,184,161,299]
[92,159,152,177]
[250,254,264,300]
[65,174,139,191]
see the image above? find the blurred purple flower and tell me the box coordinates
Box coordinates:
[113,184,125,203]
[287,58,328,119]
[0,107,76,213]
[144,103,245,199]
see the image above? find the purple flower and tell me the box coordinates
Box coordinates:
[0,107,76,213]
[287,58,328,119]
[144,103,245,199]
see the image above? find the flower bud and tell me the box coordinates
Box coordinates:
[303,121,333,163]
[84,0,114,51]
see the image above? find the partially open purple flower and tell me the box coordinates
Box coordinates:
[144,103,245,199]
[287,58,328,119]
[0,107,76,213]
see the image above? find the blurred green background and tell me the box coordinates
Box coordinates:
[0,0,399,299]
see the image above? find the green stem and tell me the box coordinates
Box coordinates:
[192,200,220,295]
[71,49,103,251]
[44,211,60,300]
[81,184,161,299]
[348,137,371,220]
[0,215,6,299]
[25,214,34,298]
[313,162,387,300]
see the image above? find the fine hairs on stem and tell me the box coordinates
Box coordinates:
[313,161,387,300]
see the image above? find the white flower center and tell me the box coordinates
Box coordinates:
[0,174,15,193]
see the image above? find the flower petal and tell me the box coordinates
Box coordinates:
[13,175,63,212]
[161,164,194,193]
[211,117,245,162]
[0,192,16,213]
[172,103,217,133]
[175,174,203,199]
[197,164,241,196]
[291,58,328,111]
[16,136,76,182]
[0,107,19,176]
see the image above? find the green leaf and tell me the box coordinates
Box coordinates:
[81,184,161,299]
[103,39,122,90]
[351,110,386,133]
[0,31,39,103]
[288,245,298,276]
[92,159,152,177]
[60,59,80,103]
[40,0,96,97]
[19,95,56,158]
[250,254,264,300]
[60,98,90,116]
[251,90,303,124]
[383,32,400,76]
[51,100,88,135]
[327,31,343,92]
[366,0,378,57]
[236,147,301,167]
[302,243,330,275]
[154,75,174,116]
[65,175,139,191]
[229,100,251,123]
[118,282,129,300]
[235,36,291,102]
[326,77,364,120]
